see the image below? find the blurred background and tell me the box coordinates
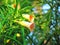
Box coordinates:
[0,0,60,45]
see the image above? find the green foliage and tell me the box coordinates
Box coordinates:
[0,0,60,45]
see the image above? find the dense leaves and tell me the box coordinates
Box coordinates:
[0,0,60,45]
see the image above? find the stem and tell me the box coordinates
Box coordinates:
[21,27,26,45]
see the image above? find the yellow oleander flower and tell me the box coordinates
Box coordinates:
[14,20,34,32]
[22,14,34,23]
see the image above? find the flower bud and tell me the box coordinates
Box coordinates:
[11,3,20,10]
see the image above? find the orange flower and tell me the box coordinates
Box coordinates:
[22,14,34,23]
[14,20,34,32]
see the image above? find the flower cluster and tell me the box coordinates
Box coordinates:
[14,14,35,32]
